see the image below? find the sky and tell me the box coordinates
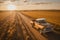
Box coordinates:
[31,0,60,2]
[0,0,60,10]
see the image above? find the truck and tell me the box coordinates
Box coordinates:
[30,18,53,34]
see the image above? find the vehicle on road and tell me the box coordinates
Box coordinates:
[30,18,53,34]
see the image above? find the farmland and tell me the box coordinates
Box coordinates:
[0,11,12,21]
[21,10,60,26]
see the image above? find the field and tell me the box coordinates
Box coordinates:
[21,10,60,26]
[0,10,60,25]
[0,10,60,32]
[0,11,12,21]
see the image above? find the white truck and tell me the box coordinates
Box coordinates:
[31,18,53,34]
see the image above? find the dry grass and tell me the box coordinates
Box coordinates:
[0,10,60,25]
[21,10,60,25]
[0,11,11,21]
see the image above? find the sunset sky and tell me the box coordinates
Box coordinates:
[0,0,60,10]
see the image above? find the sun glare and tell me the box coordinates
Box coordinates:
[7,4,16,10]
